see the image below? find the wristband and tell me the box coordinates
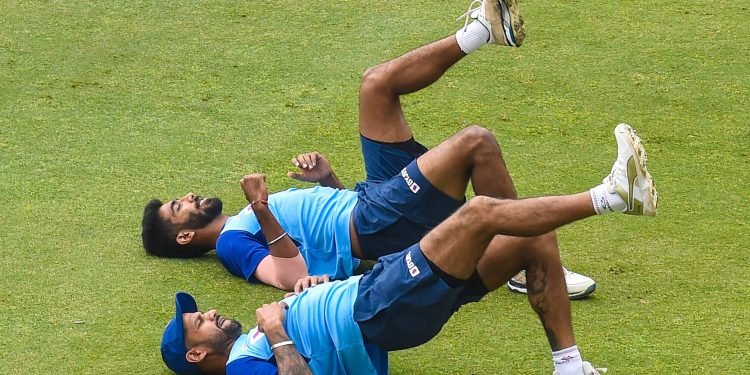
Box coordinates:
[270,340,294,350]
[267,232,288,246]
[250,199,268,206]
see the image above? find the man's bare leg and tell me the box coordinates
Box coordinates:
[356,0,525,151]
[411,126,579,351]
[357,35,519,198]
[476,233,574,349]
[419,194,594,373]
[419,194,594,282]
[421,123,658,374]
[359,36,466,143]
[414,125,517,199]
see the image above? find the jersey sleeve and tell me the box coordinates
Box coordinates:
[215,230,270,282]
[226,356,278,375]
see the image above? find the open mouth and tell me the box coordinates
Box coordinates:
[216,315,225,328]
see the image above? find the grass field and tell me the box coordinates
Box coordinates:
[1,0,748,373]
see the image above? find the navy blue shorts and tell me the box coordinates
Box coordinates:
[353,244,463,351]
[353,136,464,259]
[359,134,428,183]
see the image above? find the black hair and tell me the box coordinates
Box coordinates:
[141,199,211,258]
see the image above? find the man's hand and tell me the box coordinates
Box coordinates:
[255,301,288,333]
[287,152,333,184]
[257,300,313,375]
[293,275,330,294]
[283,275,331,298]
[240,173,269,204]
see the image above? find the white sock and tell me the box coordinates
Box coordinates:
[552,345,584,375]
[456,19,490,54]
[589,184,626,215]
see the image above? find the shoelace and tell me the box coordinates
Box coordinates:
[456,0,483,30]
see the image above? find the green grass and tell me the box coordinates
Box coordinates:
[1,0,748,373]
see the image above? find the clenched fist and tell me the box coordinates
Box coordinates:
[240,173,269,205]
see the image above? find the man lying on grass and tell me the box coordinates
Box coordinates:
[160,122,657,374]
[142,0,596,300]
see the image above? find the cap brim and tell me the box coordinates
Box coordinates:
[175,292,198,317]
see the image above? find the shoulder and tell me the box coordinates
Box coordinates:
[226,356,278,375]
[215,230,270,280]
[217,230,266,251]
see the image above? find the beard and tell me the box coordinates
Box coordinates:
[205,317,243,352]
[184,197,223,229]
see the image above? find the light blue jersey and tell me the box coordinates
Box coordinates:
[227,276,389,375]
[217,186,360,281]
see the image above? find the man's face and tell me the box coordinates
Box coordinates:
[159,193,223,229]
[182,309,243,353]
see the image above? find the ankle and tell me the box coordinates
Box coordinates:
[552,345,583,375]
[456,20,490,54]
[589,184,626,215]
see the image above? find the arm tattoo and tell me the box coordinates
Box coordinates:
[274,345,313,375]
[266,330,312,375]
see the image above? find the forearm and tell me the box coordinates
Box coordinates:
[318,171,345,189]
[253,204,299,258]
[254,255,308,291]
[265,326,312,375]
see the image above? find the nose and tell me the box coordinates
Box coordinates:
[204,309,218,320]
[181,192,195,202]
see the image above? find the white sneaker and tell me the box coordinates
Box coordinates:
[562,268,597,300]
[507,267,596,300]
[605,123,659,216]
[457,0,525,47]
[552,361,608,375]
[583,361,608,374]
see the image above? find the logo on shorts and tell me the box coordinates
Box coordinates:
[405,251,420,277]
[401,168,421,194]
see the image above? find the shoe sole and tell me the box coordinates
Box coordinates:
[507,281,596,300]
[568,283,597,300]
[484,0,525,47]
[616,123,659,216]
[507,280,527,294]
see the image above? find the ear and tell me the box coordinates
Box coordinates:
[185,348,207,364]
[176,230,195,245]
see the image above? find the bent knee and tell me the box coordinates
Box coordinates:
[455,125,504,162]
[458,125,500,151]
[526,232,561,259]
[462,196,497,226]
[360,63,391,94]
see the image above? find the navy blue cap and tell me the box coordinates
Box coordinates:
[161,292,203,375]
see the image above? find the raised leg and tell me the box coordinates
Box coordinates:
[415,125,517,200]
[420,194,595,279]
[358,36,465,143]
[419,194,594,351]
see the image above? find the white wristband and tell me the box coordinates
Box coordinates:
[270,340,294,350]
[267,232,288,246]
